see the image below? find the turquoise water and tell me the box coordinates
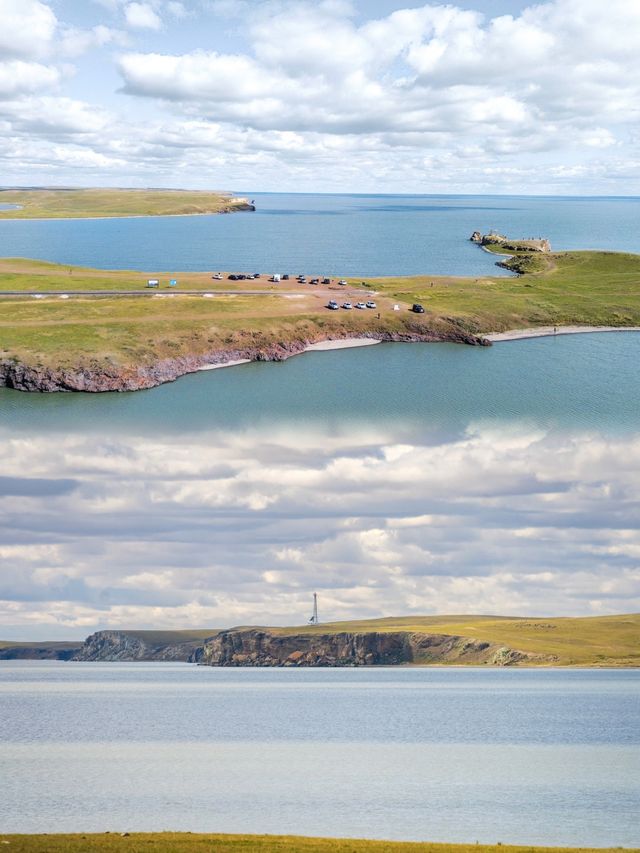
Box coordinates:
[0,193,638,276]
[0,663,638,845]
[2,333,640,434]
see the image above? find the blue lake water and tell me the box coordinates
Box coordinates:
[0,193,638,276]
[0,663,638,845]
[2,333,640,435]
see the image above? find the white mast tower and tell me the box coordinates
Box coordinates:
[309,592,319,624]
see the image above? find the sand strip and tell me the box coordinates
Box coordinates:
[304,338,381,352]
[198,359,251,371]
[486,325,640,342]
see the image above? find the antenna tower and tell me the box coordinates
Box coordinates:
[309,592,319,624]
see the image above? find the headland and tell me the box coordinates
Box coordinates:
[2,613,638,667]
[0,187,255,219]
[1,247,640,392]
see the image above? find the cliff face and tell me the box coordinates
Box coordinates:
[470,231,551,253]
[0,329,489,393]
[3,628,551,666]
[196,629,546,667]
[73,631,203,662]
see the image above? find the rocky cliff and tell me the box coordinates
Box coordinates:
[0,328,489,393]
[2,628,552,665]
[195,629,547,667]
[470,231,551,253]
[73,630,207,662]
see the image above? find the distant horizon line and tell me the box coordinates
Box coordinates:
[2,185,640,200]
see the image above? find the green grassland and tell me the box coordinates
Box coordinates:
[0,249,639,375]
[0,639,79,651]
[276,613,640,667]
[366,250,640,333]
[3,834,638,853]
[0,188,251,219]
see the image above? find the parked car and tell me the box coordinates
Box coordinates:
[342,302,353,309]
[327,300,339,310]
[366,300,377,309]
[212,273,223,280]
[338,279,348,286]
[228,274,238,280]
[298,275,307,282]
[412,303,425,313]
[355,302,366,309]
[282,274,290,280]
[253,273,261,278]
[322,278,331,284]
[310,278,320,285]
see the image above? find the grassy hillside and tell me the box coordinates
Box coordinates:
[3,834,637,853]
[0,250,639,378]
[114,629,217,645]
[0,640,80,651]
[277,613,640,667]
[0,188,251,219]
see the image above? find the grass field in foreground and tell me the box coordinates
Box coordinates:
[275,613,640,666]
[0,250,639,374]
[4,834,637,853]
[0,188,251,219]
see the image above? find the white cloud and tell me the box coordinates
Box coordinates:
[106,0,640,191]
[0,0,57,59]
[124,1,163,30]
[59,25,129,58]
[1,425,639,638]
[0,0,639,195]
[0,61,60,98]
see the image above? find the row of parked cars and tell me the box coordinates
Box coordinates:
[219,273,358,286]
[327,300,377,310]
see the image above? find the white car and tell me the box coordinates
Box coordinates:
[338,279,348,286]
[212,273,223,280]
[342,302,353,309]
[355,302,366,309]
[366,301,377,309]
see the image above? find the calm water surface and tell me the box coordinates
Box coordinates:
[2,333,640,435]
[0,663,638,845]
[0,194,638,276]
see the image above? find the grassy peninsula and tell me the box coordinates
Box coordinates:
[0,188,253,219]
[0,248,639,391]
[4,836,638,853]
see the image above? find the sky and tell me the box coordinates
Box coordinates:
[0,0,639,193]
[2,423,639,639]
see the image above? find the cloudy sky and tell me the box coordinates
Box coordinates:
[1,0,639,193]
[2,423,639,639]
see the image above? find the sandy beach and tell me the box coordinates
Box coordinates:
[198,359,251,371]
[304,338,381,352]
[487,325,640,342]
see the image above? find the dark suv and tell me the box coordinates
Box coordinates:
[412,303,425,313]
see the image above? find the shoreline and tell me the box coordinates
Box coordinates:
[0,208,252,223]
[3,325,639,391]
[197,338,381,371]
[486,325,640,342]
[3,833,635,853]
